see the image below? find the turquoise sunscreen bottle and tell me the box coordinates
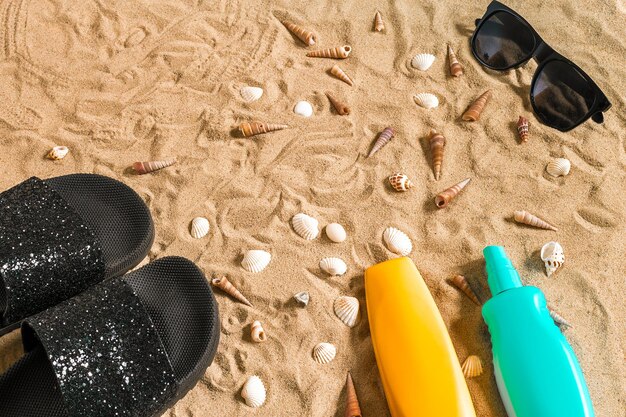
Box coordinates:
[482,246,595,417]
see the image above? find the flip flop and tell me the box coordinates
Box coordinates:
[0,256,220,417]
[0,174,154,336]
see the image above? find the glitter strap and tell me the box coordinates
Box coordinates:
[0,177,105,325]
[23,278,177,417]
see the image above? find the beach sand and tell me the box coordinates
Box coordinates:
[0,0,625,415]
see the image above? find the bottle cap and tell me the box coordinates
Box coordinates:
[483,246,523,295]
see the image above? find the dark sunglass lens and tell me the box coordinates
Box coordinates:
[532,60,596,130]
[474,11,535,69]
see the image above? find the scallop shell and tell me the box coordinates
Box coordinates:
[461,355,483,378]
[46,146,69,160]
[190,217,210,239]
[312,342,336,364]
[546,158,571,177]
[294,291,310,306]
[334,296,360,327]
[292,213,320,240]
[383,227,412,256]
[251,320,267,343]
[411,53,436,71]
[325,223,347,243]
[388,173,413,192]
[241,250,271,273]
[293,100,313,117]
[241,375,266,407]
[240,86,263,103]
[320,257,347,276]
[540,241,564,277]
[413,93,439,109]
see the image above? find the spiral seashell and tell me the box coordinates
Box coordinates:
[211,276,252,307]
[541,241,565,277]
[413,93,439,109]
[312,342,336,364]
[291,213,320,240]
[132,158,176,174]
[307,45,352,59]
[546,158,571,177]
[411,53,436,71]
[241,375,266,407]
[330,65,354,86]
[334,296,360,327]
[320,257,348,276]
[517,115,530,142]
[46,146,69,160]
[293,100,313,117]
[281,20,317,46]
[325,223,347,243]
[190,217,210,239]
[239,121,289,137]
[368,127,395,157]
[429,129,446,180]
[513,210,557,231]
[240,86,263,103]
[462,90,492,121]
[447,45,464,77]
[250,320,267,343]
[549,308,572,328]
[435,178,471,208]
[241,250,272,273]
[373,11,385,32]
[294,291,310,306]
[325,91,350,115]
[461,355,483,378]
[449,275,481,306]
[345,372,362,417]
[388,173,414,192]
[383,227,412,256]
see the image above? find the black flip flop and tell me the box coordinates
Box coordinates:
[0,174,154,336]
[0,256,220,417]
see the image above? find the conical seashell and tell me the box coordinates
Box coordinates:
[413,93,439,109]
[320,257,347,276]
[190,217,210,239]
[240,86,263,103]
[461,355,483,378]
[368,127,395,158]
[281,20,317,46]
[345,372,362,417]
[312,342,336,364]
[330,65,354,86]
[546,158,571,177]
[291,213,320,240]
[133,158,176,174]
[449,275,481,306]
[549,308,572,328]
[373,11,385,32]
[540,241,565,277]
[241,375,266,408]
[334,296,360,327]
[435,178,471,208]
[46,146,69,160]
[294,100,313,117]
[388,173,414,192]
[241,250,272,273]
[251,320,267,343]
[307,45,352,59]
[462,90,492,121]
[239,121,289,137]
[325,223,347,243]
[294,291,310,306]
[325,91,350,115]
[429,129,446,180]
[211,276,253,307]
[513,210,558,231]
[517,116,530,142]
[447,45,464,77]
[383,227,412,256]
[411,53,436,71]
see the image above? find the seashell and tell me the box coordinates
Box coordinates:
[239,121,289,137]
[291,213,320,240]
[325,91,350,115]
[388,173,414,192]
[307,45,352,59]
[325,223,347,243]
[334,296,360,327]
[383,227,412,256]
[294,291,310,306]
[345,372,362,417]
[211,276,253,307]
[461,355,483,378]
[312,342,336,364]
[549,308,572,328]
[513,210,557,231]
[540,241,565,277]
[517,116,530,142]
[250,320,267,342]
[373,11,385,32]
[320,257,348,276]
[429,129,446,180]
[133,158,176,174]
[190,217,210,239]
[46,146,69,160]
[241,375,266,407]
[411,53,436,71]
[462,90,492,121]
[546,158,571,177]
[241,250,272,273]
[293,100,314,117]
[449,275,481,306]
[368,127,395,157]
[413,93,439,109]
[447,45,464,77]
[330,65,354,86]
[281,20,317,46]
[435,178,471,208]
[240,86,263,103]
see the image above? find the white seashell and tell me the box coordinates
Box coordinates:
[190,217,210,239]
[294,291,310,306]
[47,146,69,160]
[540,241,564,277]
[546,158,571,177]
[333,296,360,327]
[242,250,271,273]
[293,100,314,117]
[325,223,347,243]
[241,375,266,407]
[320,257,347,276]
[413,93,439,109]
[291,213,319,240]
[383,227,412,256]
[411,53,436,71]
[240,86,264,103]
[312,342,336,364]
[250,320,267,342]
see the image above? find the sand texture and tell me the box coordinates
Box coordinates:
[0,0,625,416]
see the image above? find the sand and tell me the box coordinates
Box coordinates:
[0,0,625,415]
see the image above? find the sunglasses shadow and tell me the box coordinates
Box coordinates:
[454,23,475,37]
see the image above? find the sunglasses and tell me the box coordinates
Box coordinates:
[471,1,611,132]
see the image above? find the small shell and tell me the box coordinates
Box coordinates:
[461,355,483,378]
[325,91,350,115]
[345,372,362,417]
[513,210,558,231]
[435,178,471,208]
[46,146,69,160]
[241,375,266,407]
[462,90,492,121]
[549,308,572,328]
[241,250,271,273]
[388,173,414,192]
[368,127,395,158]
[212,276,253,307]
[281,20,317,46]
[190,217,210,239]
[239,121,289,137]
[133,158,176,174]
[320,257,347,276]
[250,320,267,343]
[413,93,439,109]
[373,11,385,32]
[325,223,347,243]
[449,275,481,306]
[429,129,446,181]
[334,296,360,327]
[447,45,464,77]
[307,45,352,59]
[293,100,314,117]
[330,65,354,86]
[517,116,530,142]
[240,86,263,103]
[411,53,436,71]
[312,342,336,364]
[540,241,565,277]
[294,291,310,306]
[546,158,571,177]
[383,227,412,256]
[292,213,320,240]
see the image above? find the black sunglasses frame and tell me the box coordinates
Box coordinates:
[471,1,611,132]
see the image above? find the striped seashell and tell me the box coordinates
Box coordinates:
[388,173,414,192]
[461,355,483,378]
[383,227,412,256]
[190,217,210,239]
[294,291,310,306]
[462,90,492,121]
[435,178,471,208]
[320,257,347,276]
[292,213,320,240]
[429,129,446,180]
[133,158,176,174]
[368,127,395,157]
[517,116,530,142]
[345,372,362,417]
[414,93,439,109]
[447,45,464,77]
[411,53,436,71]
[513,210,557,231]
[281,20,317,46]
[240,86,263,103]
[373,11,385,32]
[239,121,288,137]
[241,250,272,273]
[250,320,267,343]
[549,308,572,328]
[330,65,354,86]
[307,45,352,59]
[540,241,565,277]
[546,158,571,177]
[334,296,360,327]
[293,100,313,117]
[241,375,266,407]
[46,146,69,160]
[325,91,350,115]
[312,342,336,364]
[211,276,252,307]
[449,275,481,306]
